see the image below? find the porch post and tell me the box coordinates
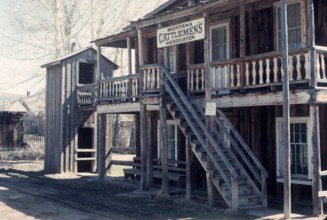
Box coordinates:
[96,45,102,81]
[127,37,132,75]
[308,0,317,88]
[146,112,154,188]
[280,1,291,218]
[239,0,246,88]
[310,104,323,216]
[140,103,148,190]
[203,9,214,207]
[186,137,192,201]
[160,98,169,195]
[97,113,105,179]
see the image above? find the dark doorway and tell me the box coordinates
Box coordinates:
[77,127,93,172]
[79,63,94,84]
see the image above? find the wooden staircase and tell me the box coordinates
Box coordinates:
[160,65,268,209]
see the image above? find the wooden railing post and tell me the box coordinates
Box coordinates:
[231,177,239,210]
[261,171,268,207]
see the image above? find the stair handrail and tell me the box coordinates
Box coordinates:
[159,64,240,184]
[216,109,268,178]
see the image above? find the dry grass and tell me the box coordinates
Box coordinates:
[1,143,44,161]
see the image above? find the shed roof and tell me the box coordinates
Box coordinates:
[0,101,27,113]
[41,47,118,69]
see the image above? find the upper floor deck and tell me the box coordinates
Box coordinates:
[77,46,327,111]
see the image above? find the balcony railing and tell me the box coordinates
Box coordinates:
[77,83,97,106]
[98,74,140,103]
[76,46,327,106]
[188,46,327,95]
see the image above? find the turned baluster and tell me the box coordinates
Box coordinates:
[201,69,205,90]
[245,62,250,86]
[289,56,294,81]
[317,54,321,80]
[265,59,270,84]
[259,60,263,84]
[195,69,199,91]
[296,54,302,80]
[190,70,194,91]
[236,64,240,87]
[304,53,310,80]
[321,54,326,80]
[273,57,278,83]
[252,61,256,85]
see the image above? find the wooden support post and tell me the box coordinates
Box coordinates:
[146,112,153,188]
[140,103,148,190]
[186,137,191,201]
[135,113,141,157]
[97,113,105,179]
[204,9,214,207]
[308,0,316,88]
[310,104,323,216]
[240,0,246,88]
[127,37,132,75]
[138,29,144,93]
[97,45,101,81]
[280,1,291,218]
[160,99,169,195]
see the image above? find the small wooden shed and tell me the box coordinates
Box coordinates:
[42,47,117,173]
[0,101,27,149]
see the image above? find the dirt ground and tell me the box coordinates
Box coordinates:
[0,155,254,220]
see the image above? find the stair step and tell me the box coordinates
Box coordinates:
[226,194,261,207]
[216,176,247,187]
[221,185,254,196]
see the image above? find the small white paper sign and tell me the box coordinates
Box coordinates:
[205,102,216,116]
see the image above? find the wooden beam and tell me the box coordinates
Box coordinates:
[310,104,323,215]
[140,103,148,190]
[97,103,159,114]
[192,90,312,109]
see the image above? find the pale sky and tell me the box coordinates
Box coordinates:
[0,0,44,96]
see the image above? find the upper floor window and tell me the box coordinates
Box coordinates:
[277,2,302,50]
[211,23,229,61]
[79,62,94,84]
[169,46,176,73]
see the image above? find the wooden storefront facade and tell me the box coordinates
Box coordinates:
[45,0,327,214]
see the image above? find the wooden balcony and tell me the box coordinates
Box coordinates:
[77,46,327,108]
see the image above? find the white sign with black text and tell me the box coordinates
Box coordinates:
[157,18,205,48]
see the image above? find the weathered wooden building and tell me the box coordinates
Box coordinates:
[43,0,327,214]
[43,47,118,173]
[0,101,27,149]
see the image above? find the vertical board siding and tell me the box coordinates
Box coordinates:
[45,49,113,173]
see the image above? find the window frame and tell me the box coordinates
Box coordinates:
[210,22,230,62]
[275,0,305,51]
[168,46,177,74]
[275,117,312,185]
[77,59,96,85]
[157,120,178,161]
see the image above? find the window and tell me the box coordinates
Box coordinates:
[157,120,177,161]
[79,62,94,84]
[276,117,312,185]
[211,23,229,61]
[277,2,302,50]
[168,46,176,73]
